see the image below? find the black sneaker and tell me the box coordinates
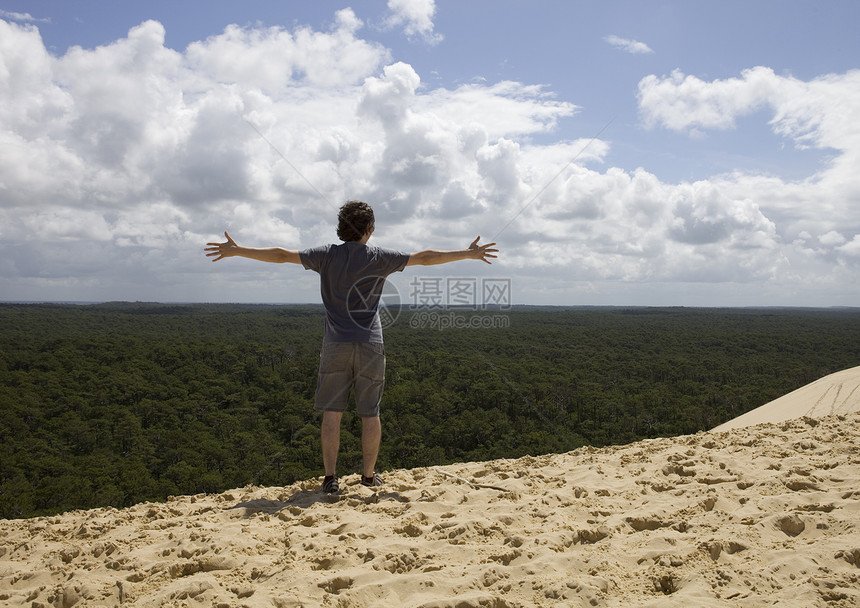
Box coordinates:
[361,473,383,487]
[322,475,339,493]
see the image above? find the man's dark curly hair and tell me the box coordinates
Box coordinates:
[337,200,375,242]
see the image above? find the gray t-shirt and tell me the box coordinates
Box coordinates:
[300,242,410,343]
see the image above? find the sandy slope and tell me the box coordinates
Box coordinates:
[2,405,860,606]
[712,366,860,432]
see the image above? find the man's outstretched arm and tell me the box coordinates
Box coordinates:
[406,236,498,266]
[205,232,301,264]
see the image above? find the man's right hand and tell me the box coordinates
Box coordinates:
[468,236,499,265]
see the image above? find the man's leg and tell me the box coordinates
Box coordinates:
[361,415,381,478]
[315,343,354,485]
[355,343,385,480]
[321,411,343,477]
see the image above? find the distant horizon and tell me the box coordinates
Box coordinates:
[3,300,858,312]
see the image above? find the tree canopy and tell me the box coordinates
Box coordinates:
[1,303,858,518]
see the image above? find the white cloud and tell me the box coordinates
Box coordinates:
[605,35,653,55]
[0,16,857,305]
[422,82,578,141]
[819,230,846,246]
[21,209,113,242]
[637,66,860,251]
[638,66,860,158]
[334,8,363,33]
[603,35,654,55]
[638,67,776,131]
[186,15,388,89]
[839,235,860,258]
[385,0,443,44]
[0,10,49,24]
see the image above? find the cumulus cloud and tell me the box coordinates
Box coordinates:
[0,15,857,305]
[186,10,386,89]
[0,16,574,301]
[638,66,860,154]
[385,0,443,44]
[839,235,860,258]
[605,35,653,55]
[637,66,860,277]
[819,231,846,247]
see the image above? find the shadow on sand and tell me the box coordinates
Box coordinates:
[226,487,410,515]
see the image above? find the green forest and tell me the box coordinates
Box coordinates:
[1,303,859,519]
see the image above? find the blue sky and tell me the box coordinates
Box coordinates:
[1,1,859,306]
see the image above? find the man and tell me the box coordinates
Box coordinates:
[205,201,498,493]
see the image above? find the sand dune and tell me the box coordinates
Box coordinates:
[712,365,860,432]
[2,374,860,607]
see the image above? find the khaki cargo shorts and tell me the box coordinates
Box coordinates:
[314,342,385,418]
